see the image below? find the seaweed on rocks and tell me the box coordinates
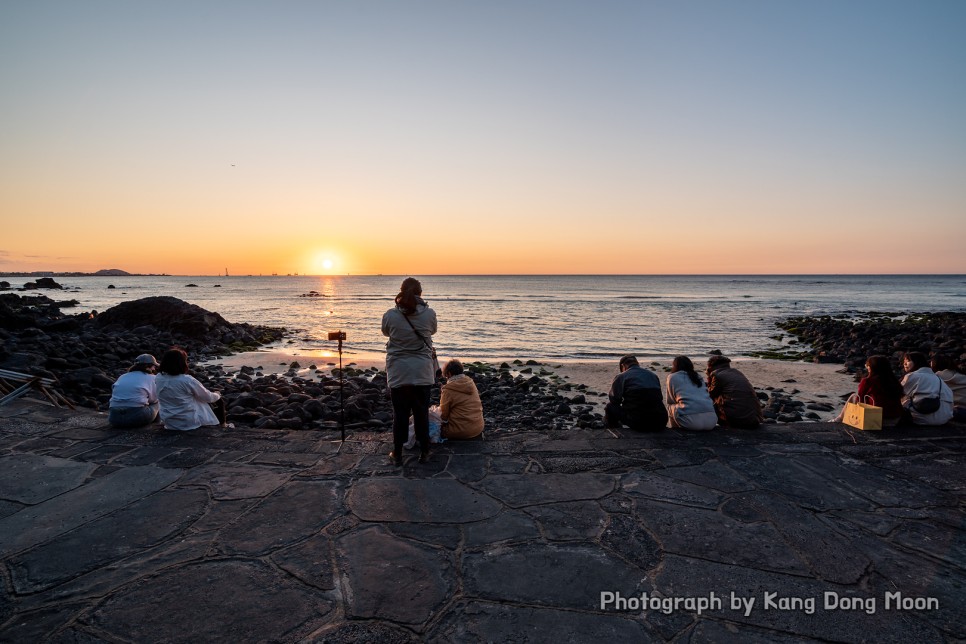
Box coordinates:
[773,311,966,373]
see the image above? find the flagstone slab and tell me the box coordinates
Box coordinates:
[337,526,452,624]
[41,533,214,604]
[463,543,649,609]
[348,479,501,523]
[178,463,291,500]
[869,453,966,493]
[472,473,615,508]
[655,555,943,643]
[854,541,966,638]
[634,498,809,575]
[733,491,871,584]
[430,600,650,642]
[0,604,83,643]
[386,522,462,550]
[0,454,96,504]
[658,461,756,493]
[0,500,23,520]
[891,521,966,570]
[8,488,208,593]
[88,560,333,642]
[620,471,726,509]
[463,510,542,548]
[725,455,874,511]
[600,513,662,572]
[444,454,488,482]
[310,621,421,643]
[793,453,957,508]
[271,534,335,590]
[524,501,608,541]
[214,481,340,556]
[535,453,651,474]
[0,465,182,558]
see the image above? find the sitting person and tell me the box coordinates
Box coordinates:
[155,347,228,431]
[665,356,717,430]
[932,354,966,422]
[833,355,904,426]
[900,351,954,426]
[108,354,160,428]
[706,355,763,428]
[605,355,667,431]
[439,359,484,439]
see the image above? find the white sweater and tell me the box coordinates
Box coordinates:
[156,374,221,431]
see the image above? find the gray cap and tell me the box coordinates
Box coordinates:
[134,354,159,366]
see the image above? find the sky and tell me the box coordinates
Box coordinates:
[1,0,964,275]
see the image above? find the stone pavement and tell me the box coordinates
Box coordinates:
[0,400,963,643]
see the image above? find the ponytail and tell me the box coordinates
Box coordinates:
[395,277,423,315]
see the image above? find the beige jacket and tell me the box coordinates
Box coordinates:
[440,374,484,439]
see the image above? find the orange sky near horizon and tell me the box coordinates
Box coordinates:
[2,2,964,276]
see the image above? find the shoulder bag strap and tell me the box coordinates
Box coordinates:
[401,311,434,353]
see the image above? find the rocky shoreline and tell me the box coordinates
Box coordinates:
[0,294,284,409]
[751,311,966,372]
[2,296,962,432]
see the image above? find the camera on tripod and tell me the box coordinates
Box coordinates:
[328,331,346,341]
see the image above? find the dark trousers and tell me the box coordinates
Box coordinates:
[605,402,668,431]
[390,385,431,454]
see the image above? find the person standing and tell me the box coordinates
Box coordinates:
[382,277,438,465]
[108,354,160,428]
[665,356,717,430]
[605,355,668,431]
[706,355,763,428]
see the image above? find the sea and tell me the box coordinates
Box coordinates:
[13,274,965,362]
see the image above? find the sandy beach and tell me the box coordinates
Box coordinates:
[205,350,858,421]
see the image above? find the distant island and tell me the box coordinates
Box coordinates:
[0,269,169,277]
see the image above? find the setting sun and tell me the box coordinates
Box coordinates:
[309,251,338,274]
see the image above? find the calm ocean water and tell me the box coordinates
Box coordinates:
[16,275,966,361]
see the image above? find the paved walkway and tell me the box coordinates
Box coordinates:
[0,400,963,643]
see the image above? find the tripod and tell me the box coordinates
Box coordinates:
[327,330,347,442]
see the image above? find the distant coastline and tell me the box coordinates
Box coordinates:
[0,269,169,277]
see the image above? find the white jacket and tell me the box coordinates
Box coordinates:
[156,374,221,431]
[901,367,954,426]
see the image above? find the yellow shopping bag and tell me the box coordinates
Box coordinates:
[842,395,883,431]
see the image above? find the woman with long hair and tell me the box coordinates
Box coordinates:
[854,355,904,425]
[155,347,228,431]
[665,356,717,430]
[382,277,438,465]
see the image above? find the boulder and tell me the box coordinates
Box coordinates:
[96,297,234,339]
[35,278,63,289]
